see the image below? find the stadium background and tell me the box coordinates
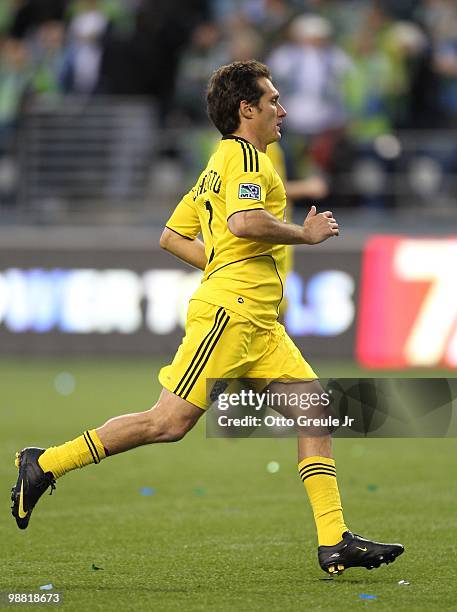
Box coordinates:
[1,1,457,611]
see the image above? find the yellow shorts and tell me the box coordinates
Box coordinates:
[159,299,316,410]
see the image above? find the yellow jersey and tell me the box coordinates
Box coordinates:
[266,141,287,183]
[166,135,287,329]
[266,141,293,318]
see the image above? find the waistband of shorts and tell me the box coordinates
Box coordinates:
[190,298,278,330]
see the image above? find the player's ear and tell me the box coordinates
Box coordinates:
[239,99,254,120]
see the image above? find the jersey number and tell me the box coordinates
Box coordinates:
[205,201,215,264]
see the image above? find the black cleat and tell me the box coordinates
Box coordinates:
[318,531,404,575]
[11,448,56,530]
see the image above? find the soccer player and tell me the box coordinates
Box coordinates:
[11,60,403,575]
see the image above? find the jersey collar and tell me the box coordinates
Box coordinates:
[222,134,259,150]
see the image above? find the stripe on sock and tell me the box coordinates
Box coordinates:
[85,430,100,462]
[300,470,337,481]
[299,461,336,482]
[300,463,335,473]
[300,461,336,473]
[83,431,99,464]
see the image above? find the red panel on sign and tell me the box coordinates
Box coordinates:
[356,236,432,368]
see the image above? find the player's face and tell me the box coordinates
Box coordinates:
[254,78,287,145]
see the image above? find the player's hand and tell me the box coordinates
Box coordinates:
[302,205,339,244]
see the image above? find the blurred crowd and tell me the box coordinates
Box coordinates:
[1,0,457,208]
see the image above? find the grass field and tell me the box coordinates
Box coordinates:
[1,358,456,611]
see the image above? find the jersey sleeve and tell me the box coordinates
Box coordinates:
[166,188,201,240]
[225,144,271,220]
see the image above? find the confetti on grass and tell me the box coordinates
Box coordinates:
[359,594,377,600]
[140,487,155,496]
[398,580,410,586]
[92,564,104,571]
[193,487,206,496]
[39,584,53,591]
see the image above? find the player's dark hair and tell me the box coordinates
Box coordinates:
[206,60,272,135]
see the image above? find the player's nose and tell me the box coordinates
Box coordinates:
[278,103,287,118]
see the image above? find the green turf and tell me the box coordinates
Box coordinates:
[1,359,456,611]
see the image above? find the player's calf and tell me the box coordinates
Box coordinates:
[140,399,204,444]
[144,408,195,443]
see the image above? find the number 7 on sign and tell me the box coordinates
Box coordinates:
[394,240,457,367]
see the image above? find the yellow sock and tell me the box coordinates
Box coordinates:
[38,430,107,479]
[298,456,348,546]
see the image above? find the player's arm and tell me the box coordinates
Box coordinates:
[160,190,207,270]
[160,228,207,270]
[225,145,337,246]
[228,205,339,245]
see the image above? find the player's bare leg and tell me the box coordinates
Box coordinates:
[11,390,203,529]
[298,434,332,461]
[96,389,204,454]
